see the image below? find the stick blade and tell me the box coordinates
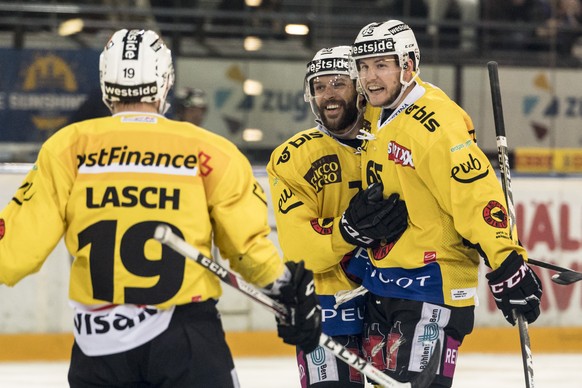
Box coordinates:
[410,339,441,388]
[551,271,582,285]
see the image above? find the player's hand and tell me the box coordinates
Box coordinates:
[339,183,408,247]
[273,261,321,354]
[486,251,543,325]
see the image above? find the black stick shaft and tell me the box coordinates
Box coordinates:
[488,61,517,236]
[488,60,535,388]
[152,224,425,388]
[529,258,575,273]
[488,63,581,285]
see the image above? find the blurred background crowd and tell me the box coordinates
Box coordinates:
[1,0,579,60]
[0,0,581,167]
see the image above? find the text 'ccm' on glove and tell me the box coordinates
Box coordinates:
[486,251,543,325]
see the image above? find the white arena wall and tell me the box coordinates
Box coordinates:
[0,164,581,359]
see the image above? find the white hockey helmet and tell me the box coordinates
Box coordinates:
[304,46,354,119]
[351,20,420,108]
[99,29,175,114]
[351,20,420,72]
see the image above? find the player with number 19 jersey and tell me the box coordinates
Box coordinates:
[357,76,528,308]
[0,113,284,308]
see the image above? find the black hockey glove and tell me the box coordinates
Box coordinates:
[339,183,408,248]
[486,251,543,325]
[273,261,322,354]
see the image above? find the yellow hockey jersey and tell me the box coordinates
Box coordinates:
[357,77,527,307]
[267,108,380,335]
[0,112,284,309]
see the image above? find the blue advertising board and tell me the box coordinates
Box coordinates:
[0,48,101,142]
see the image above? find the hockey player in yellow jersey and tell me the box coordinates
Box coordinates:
[267,46,408,387]
[344,20,543,387]
[0,29,321,388]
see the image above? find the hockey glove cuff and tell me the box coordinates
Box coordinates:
[486,251,543,325]
[273,261,322,354]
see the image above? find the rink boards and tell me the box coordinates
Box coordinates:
[0,164,581,359]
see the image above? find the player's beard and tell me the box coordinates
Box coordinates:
[319,99,360,137]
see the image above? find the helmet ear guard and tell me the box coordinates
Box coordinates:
[347,55,367,99]
[303,81,311,103]
[99,29,175,115]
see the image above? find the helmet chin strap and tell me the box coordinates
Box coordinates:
[385,69,419,110]
[159,100,170,115]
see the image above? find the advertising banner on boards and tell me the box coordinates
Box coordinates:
[0,48,100,142]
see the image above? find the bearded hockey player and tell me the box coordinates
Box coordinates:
[267,45,408,387]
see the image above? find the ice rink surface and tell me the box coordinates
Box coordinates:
[0,353,580,387]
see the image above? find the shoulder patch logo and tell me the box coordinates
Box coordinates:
[0,219,5,240]
[482,200,508,228]
[310,217,333,235]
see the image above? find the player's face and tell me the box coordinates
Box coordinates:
[357,55,402,107]
[312,74,359,135]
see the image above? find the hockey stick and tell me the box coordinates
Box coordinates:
[527,258,582,285]
[488,61,535,388]
[153,224,440,388]
[482,63,582,285]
